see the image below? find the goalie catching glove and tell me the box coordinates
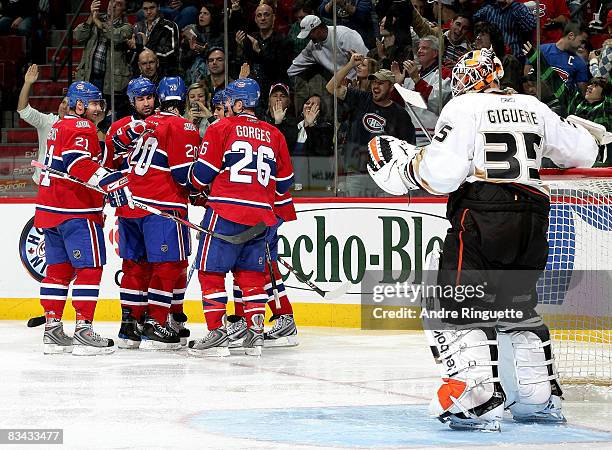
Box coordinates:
[367,135,420,195]
[89,168,134,208]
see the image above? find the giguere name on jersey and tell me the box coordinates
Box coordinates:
[235,125,271,143]
[487,108,539,126]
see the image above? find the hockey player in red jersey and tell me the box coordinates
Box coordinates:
[36,81,134,356]
[188,78,295,357]
[105,76,157,348]
[112,76,201,350]
[229,190,299,348]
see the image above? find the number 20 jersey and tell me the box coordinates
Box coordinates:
[117,112,202,219]
[191,113,295,226]
[408,92,598,195]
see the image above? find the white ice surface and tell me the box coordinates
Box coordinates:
[1,322,612,450]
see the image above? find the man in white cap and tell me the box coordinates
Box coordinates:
[288,14,368,115]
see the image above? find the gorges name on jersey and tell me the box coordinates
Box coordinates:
[408,92,598,195]
[191,114,295,226]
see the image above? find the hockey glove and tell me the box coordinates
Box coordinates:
[98,170,134,209]
[367,135,420,195]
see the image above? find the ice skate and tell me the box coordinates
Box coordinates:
[512,396,566,423]
[243,314,264,356]
[72,320,115,356]
[264,314,298,348]
[43,316,73,354]
[188,328,230,357]
[140,318,181,350]
[438,412,501,432]
[167,312,190,346]
[117,309,142,349]
[226,315,247,348]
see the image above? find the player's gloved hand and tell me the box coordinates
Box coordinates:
[189,192,208,207]
[98,170,135,209]
[367,135,419,195]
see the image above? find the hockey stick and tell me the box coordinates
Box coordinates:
[27,316,46,327]
[394,83,433,143]
[265,242,281,309]
[31,161,265,245]
[277,256,352,300]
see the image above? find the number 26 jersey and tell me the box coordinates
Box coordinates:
[191,113,295,226]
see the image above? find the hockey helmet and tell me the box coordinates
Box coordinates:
[127,76,156,104]
[66,81,104,110]
[212,89,226,106]
[157,76,187,103]
[451,48,504,97]
[225,78,260,109]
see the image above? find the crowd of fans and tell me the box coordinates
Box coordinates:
[4,0,612,196]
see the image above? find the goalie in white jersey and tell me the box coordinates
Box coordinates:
[368,48,600,432]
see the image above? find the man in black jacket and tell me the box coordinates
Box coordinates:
[235,2,292,106]
[0,0,36,36]
[129,0,180,74]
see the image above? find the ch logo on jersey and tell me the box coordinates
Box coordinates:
[362,113,387,133]
[19,216,47,282]
[552,67,570,81]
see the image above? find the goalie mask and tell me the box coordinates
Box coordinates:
[451,48,504,97]
[367,135,419,195]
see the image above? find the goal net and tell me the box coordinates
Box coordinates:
[539,168,612,385]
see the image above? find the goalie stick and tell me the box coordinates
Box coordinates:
[277,256,351,300]
[31,160,266,245]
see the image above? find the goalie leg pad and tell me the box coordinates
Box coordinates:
[429,327,505,431]
[498,325,565,423]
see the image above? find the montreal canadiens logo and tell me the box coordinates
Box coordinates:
[19,216,46,282]
[362,113,386,133]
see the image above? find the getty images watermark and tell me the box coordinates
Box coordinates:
[360,270,535,330]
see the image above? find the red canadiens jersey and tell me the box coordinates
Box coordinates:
[104,115,133,170]
[191,114,295,226]
[35,115,108,228]
[274,191,297,222]
[117,111,201,219]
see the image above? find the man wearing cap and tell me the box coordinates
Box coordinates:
[288,14,368,115]
[326,53,414,196]
[263,83,299,152]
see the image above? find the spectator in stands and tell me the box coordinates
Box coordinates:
[392,35,451,145]
[74,0,133,117]
[525,42,611,140]
[180,4,223,85]
[185,81,212,137]
[130,0,180,74]
[161,0,200,30]
[589,30,612,80]
[138,48,162,83]
[326,56,415,196]
[473,21,522,91]
[525,22,590,94]
[442,14,471,68]
[521,0,569,44]
[350,56,378,91]
[473,0,536,61]
[287,2,315,58]
[319,0,375,47]
[0,0,36,36]
[431,0,458,25]
[370,14,414,69]
[288,15,368,118]
[17,64,68,184]
[235,2,292,105]
[262,83,298,152]
[295,94,334,156]
[199,47,232,108]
